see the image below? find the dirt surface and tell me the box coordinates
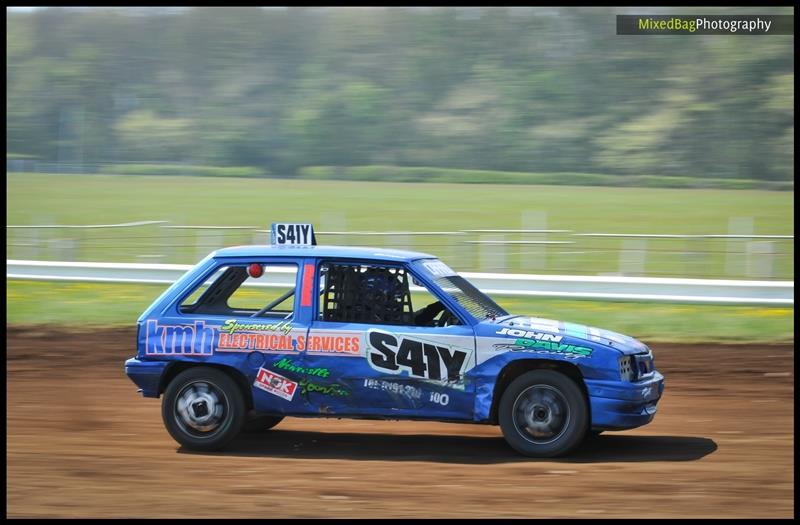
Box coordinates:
[6,326,794,518]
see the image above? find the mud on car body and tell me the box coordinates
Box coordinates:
[125,223,664,457]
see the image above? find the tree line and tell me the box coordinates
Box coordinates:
[6,7,794,183]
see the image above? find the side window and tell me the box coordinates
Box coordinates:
[317,262,461,327]
[179,263,298,318]
[408,274,462,327]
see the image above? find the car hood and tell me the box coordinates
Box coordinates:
[492,315,649,355]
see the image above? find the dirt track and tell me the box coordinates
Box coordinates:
[6,326,794,518]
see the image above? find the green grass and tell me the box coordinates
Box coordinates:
[6,280,793,343]
[6,173,794,278]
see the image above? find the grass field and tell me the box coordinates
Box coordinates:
[6,280,793,343]
[6,173,794,342]
[7,173,794,278]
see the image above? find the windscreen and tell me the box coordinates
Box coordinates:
[412,259,508,320]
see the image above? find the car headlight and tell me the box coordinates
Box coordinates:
[620,351,655,382]
[634,350,655,379]
[619,356,634,382]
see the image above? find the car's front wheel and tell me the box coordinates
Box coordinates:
[498,370,588,458]
[162,367,245,451]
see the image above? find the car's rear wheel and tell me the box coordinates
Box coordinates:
[498,370,588,458]
[162,367,245,451]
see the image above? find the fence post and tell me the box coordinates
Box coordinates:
[196,230,224,262]
[455,235,474,272]
[55,236,76,261]
[521,211,547,272]
[684,236,708,277]
[746,240,775,279]
[725,217,754,277]
[28,229,41,260]
[480,234,506,272]
[320,212,346,247]
[162,225,178,262]
[388,233,412,252]
[619,238,647,276]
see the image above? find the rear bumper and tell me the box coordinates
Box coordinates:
[124,357,169,398]
[585,371,665,430]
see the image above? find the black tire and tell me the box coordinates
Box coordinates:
[242,412,285,433]
[498,370,588,458]
[162,367,246,451]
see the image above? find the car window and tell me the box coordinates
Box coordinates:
[179,263,298,318]
[180,266,227,307]
[318,261,461,327]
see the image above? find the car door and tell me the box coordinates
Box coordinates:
[301,259,476,420]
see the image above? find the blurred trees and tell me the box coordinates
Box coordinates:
[5,7,794,181]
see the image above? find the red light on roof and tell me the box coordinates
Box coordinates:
[248,263,264,278]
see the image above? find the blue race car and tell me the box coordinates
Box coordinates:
[125,223,664,457]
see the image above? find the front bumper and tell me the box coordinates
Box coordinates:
[585,371,665,430]
[124,357,169,398]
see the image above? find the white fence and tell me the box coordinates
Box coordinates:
[7,259,793,305]
[6,220,794,279]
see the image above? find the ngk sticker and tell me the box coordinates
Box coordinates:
[254,368,298,401]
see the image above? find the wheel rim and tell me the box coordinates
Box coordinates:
[512,384,571,445]
[174,380,229,438]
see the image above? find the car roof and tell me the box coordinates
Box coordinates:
[212,244,436,262]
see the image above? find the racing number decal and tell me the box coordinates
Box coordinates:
[366,329,470,381]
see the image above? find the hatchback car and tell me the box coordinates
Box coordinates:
[125,224,664,457]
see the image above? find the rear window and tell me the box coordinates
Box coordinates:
[179,263,298,318]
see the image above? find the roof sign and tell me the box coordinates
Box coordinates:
[271,223,317,246]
